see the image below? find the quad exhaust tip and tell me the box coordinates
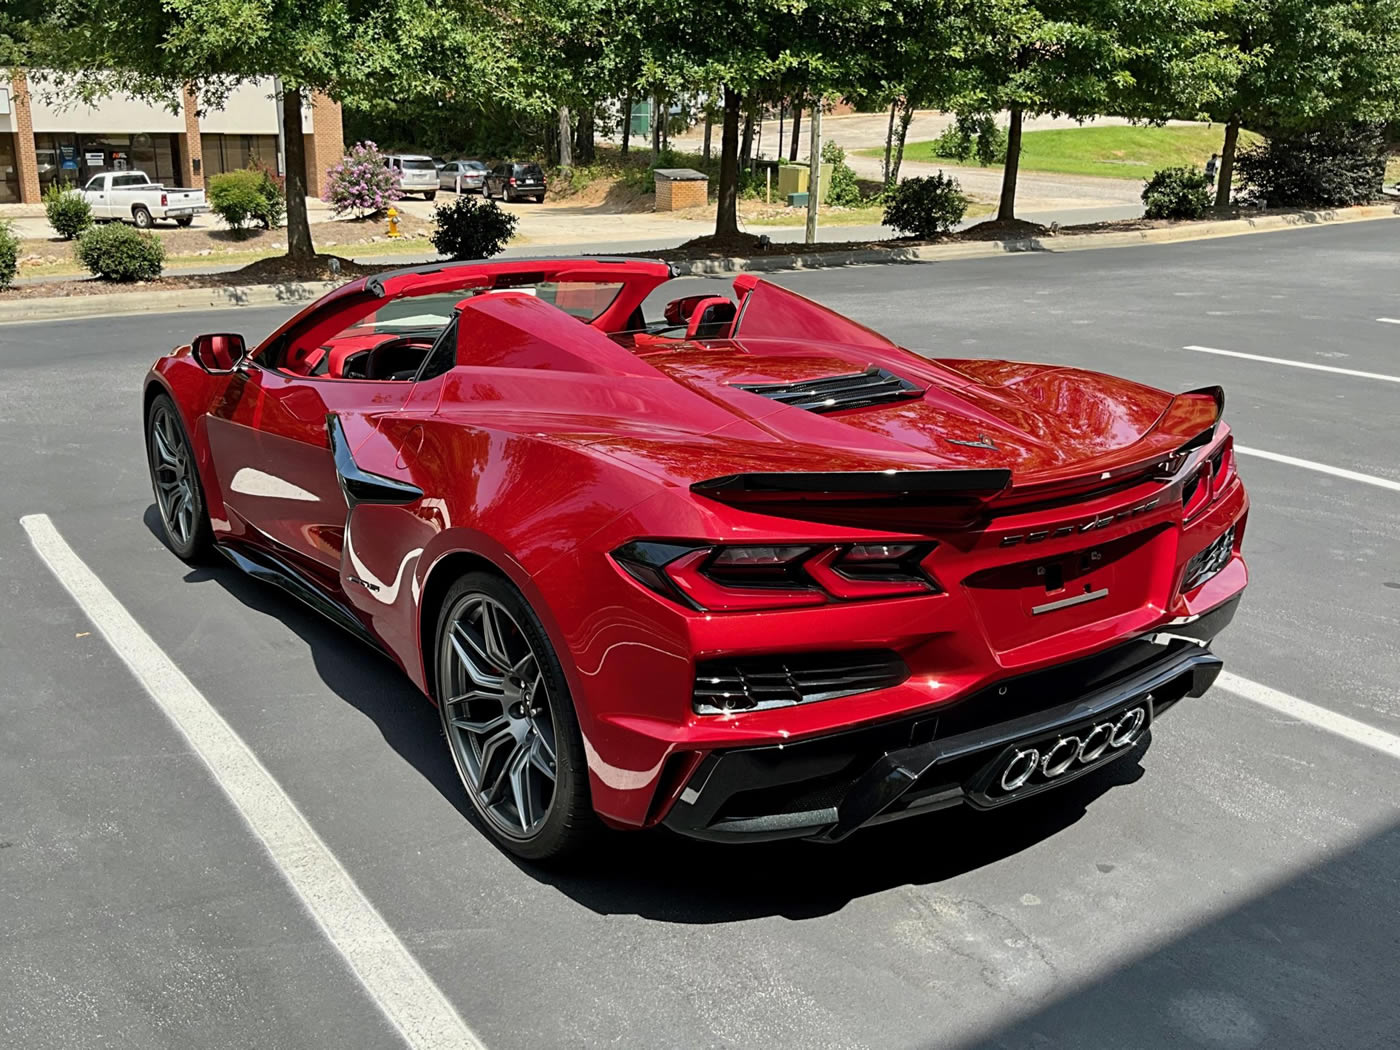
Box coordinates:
[997,702,1150,793]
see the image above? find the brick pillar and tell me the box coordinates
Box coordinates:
[303,91,344,196]
[179,84,205,189]
[10,71,42,203]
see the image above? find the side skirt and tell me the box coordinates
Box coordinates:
[216,542,389,657]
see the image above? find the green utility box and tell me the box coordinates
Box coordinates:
[786,192,809,208]
[777,163,833,202]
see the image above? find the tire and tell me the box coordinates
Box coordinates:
[132,206,153,229]
[146,393,214,562]
[533,195,545,203]
[175,216,194,227]
[424,191,437,201]
[435,571,599,862]
[503,187,514,203]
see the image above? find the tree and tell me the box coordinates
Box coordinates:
[27,0,513,262]
[1196,0,1400,206]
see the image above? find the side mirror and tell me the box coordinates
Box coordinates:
[191,333,247,374]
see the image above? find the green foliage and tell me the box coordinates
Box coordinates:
[208,169,273,235]
[821,141,863,206]
[75,222,165,281]
[0,220,18,291]
[247,161,286,229]
[1234,125,1388,208]
[43,183,93,240]
[1141,166,1213,219]
[882,173,969,238]
[929,115,1007,166]
[430,195,518,259]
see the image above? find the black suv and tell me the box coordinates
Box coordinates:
[484,162,547,203]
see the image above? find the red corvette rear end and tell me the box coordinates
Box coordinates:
[144,258,1247,858]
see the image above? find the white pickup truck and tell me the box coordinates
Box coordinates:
[78,171,208,228]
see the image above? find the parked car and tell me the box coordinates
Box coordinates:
[143,257,1248,861]
[439,160,487,194]
[78,171,208,228]
[484,162,547,202]
[385,153,438,200]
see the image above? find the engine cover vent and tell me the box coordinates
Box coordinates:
[736,367,922,413]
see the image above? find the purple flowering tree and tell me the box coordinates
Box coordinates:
[323,141,403,219]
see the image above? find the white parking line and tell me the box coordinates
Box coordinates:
[1217,672,1400,762]
[19,514,486,1050]
[1181,344,1400,383]
[1377,318,1400,325]
[1234,446,1400,493]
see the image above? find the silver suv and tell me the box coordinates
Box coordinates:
[385,154,439,200]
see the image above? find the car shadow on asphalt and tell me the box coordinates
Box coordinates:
[145,503,1148,923]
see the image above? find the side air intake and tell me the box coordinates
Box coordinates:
[736,367,922,413]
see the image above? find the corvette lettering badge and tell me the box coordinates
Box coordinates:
[999,497,1160,547]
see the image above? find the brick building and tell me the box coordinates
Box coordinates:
[0,74,344,204]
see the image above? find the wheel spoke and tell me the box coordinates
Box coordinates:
[478,601,513,670]
[477,726,520,801]
[449,627,506,691]
[507,743,536,831]
[528,732,556,779]
[449,709,507,735]
[151,420,177,464]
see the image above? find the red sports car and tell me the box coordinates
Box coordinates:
[144,257,1248,860]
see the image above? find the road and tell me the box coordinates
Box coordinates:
[2,221,1398,1049]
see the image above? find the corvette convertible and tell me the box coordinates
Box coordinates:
[143,256,1248,860]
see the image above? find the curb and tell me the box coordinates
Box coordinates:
[4,203,1397,324]
[671,203,1400,275]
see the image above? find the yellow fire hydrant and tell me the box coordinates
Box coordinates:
[386,206,401,239]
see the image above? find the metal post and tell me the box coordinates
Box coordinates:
[273,76,286,177]
[805,102,821,245]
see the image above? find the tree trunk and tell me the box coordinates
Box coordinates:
[778,102,786,160]
[789,105,802,162]
[702,108,713,162]
[997,105,1023,221]
[1215,118,1240,208]
[620,95,632,155]
[281,86,313,262]
[890,98,914,185]
[574,105,594,164]
[740,98,756,170]
[652,94,662,154]
[882,100,898,186]
[715,86,742,237]
[558,106,573,169]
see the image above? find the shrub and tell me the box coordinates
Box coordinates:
[75,223,165,281]
[247,159,286,229]
[323,140,402,218]
[821,141,863,207]
[881,173,968,237]
[430,195,518,259]
[208,169,266,235]
[43,183,93,240]
[1234,124,1387,208]
[0,221,18,291]
[1141,166,1213,220]
[930,114,1008,166]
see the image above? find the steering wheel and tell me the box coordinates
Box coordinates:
[362,334,439,381]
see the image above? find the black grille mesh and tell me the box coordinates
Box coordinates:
[694,650,909,714]
[736,367,922,413]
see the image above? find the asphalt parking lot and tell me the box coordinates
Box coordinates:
[2,220,1397,1050]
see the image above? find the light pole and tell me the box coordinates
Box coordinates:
[805,101,822,245]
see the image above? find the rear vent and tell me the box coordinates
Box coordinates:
[736,367,922,413]
[694,650,908,714]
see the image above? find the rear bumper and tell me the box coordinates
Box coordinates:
[661,594,1238,843]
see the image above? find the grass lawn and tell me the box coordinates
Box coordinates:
[863,125,1261,181]
[744,199,995,228]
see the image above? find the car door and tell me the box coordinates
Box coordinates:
[438,162,453,190]
[203,363,415,589]
[85,175,112,218]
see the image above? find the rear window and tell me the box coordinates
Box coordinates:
[513,164,544,178]
[401,159,435,171]
[533,281,624,321]
[464,161,486,171]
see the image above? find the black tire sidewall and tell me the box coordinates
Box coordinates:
[434,571,596,862]
[146,393,214,562]
[133,207,152,228]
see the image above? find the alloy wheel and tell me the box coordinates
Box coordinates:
[440,593,558,839]
[148,402,199,548]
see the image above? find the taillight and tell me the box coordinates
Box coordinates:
[612,541,939,612]
[1209,435,1236,498]
[509,177,517,185]
[161,193,168,207]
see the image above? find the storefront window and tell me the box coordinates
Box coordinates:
[35,132,182,191]
[1,133,19,204]
[200,133,280,177]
